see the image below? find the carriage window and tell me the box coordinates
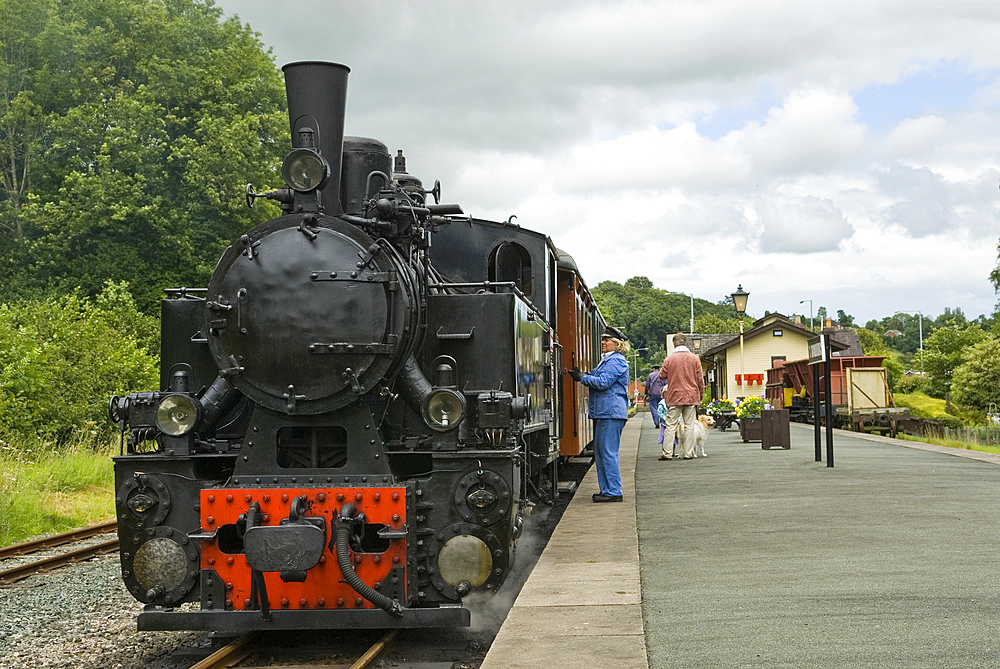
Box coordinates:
[489,242,532,299]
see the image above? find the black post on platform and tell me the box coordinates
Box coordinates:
[824,336,834,468]
[813,363,822,462]
[807,333,832,466]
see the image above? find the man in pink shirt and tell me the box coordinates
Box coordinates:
[658,333,705,460]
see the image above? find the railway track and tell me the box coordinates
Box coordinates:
[0,520,120,585]
[190,629,398,669]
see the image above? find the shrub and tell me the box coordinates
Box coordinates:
[0,283,158,446]
[894,373,931,395]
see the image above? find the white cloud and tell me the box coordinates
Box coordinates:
[883,115,948,156]
[213,0,1000,322]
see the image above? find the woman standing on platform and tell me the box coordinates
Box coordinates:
[569,326,630,503]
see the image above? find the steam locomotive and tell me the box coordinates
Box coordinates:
[108,62,605,632]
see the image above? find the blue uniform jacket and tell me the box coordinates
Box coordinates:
[581,351,629,419]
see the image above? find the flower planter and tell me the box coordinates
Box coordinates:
[740,417,762,442]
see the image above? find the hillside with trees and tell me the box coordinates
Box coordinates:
[591,276,741,365]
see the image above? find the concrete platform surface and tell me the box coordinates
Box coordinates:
[480,416,648,669]
[481,414,1000,669]
[638,417,1000,668]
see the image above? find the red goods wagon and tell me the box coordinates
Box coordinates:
[767,356,887,408]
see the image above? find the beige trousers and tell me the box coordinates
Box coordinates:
[662,405,697,458]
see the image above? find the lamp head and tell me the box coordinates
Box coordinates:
[731,284,749,315]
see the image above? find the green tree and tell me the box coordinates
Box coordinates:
[951,338,1000,411]
[694,313,739,334]
[857,327,888,355]
[991,239,1000,294]
[919,324,989,398]
[1,0,287,311]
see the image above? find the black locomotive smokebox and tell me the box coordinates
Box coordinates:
[206,214,412,415]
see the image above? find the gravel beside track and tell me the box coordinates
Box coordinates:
[0,552,202,669]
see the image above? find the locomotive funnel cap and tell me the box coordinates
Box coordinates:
[602,325,628,341]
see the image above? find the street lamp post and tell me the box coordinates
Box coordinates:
[732,285,749,399]
[629,347,649,403]
[894,311,924,373]
[799,299,813,330]
[690,293,695,334]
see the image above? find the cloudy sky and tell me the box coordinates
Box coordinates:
[214,0,1000,325]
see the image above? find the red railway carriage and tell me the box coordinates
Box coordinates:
[555,250,604,457]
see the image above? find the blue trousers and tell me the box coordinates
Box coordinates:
[593,418,626,497]
[648,396,661,428]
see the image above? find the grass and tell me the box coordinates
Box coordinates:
[893,391,982,427]
[897,432,1000,456]
[0,433,117,548]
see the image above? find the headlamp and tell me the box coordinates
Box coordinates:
[423,388,466,432]
[155,394,200,436]
[281,148,331,192]
[437,534,492,590]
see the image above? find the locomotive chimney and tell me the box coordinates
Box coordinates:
[281,61,350,215]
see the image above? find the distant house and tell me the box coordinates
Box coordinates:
[693,313,849,401]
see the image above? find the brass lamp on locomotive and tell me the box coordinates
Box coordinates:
[108,62,556,631]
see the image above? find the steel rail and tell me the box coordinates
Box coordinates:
[187,628,397,669]
[187,634,256,669]
[0,537,120,585]
[350,629,398,669]
[0,519,117,560]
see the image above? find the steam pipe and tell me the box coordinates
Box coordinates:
[336,504,402,617]
[398,354,433,416]
[197,376,241,432]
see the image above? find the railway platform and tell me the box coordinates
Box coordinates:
[481,414,1000,668]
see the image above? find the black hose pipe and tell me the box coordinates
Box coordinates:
[336,504,402,617]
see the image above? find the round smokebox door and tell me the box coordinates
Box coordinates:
[206,215,410,414]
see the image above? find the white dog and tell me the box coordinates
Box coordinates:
[691,414,715,457]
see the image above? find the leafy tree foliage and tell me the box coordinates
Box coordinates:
[919,325,990,398]
[0,0,287,312]
[857,327,888,355]
[694,313,740,335]
[951,338,1000,412]
[0,282,157,442]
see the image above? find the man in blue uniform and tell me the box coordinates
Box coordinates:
[569,326,630,503]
